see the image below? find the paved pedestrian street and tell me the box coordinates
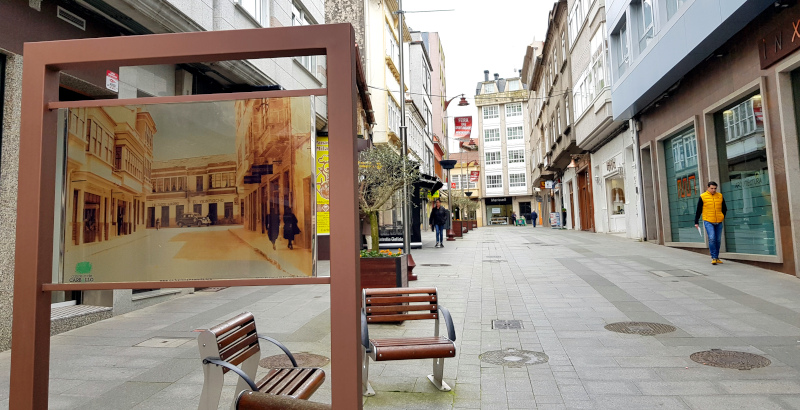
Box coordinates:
[3,226,800,409]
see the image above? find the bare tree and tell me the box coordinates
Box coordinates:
[359,145,420,251]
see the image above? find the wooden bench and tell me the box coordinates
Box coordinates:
[236,391,331,410]
[197,312,326,410]
[360,287,457,396]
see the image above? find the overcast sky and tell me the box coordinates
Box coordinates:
[147,100,236,161]
[401,0,555,150]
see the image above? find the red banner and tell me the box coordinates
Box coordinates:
[454,116,472,141]
[469,170,479,182]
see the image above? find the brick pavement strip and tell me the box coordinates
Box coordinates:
[1,227,800,409]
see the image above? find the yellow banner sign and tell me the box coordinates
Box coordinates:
[316,136,330,235]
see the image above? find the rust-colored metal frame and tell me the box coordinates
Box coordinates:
[11,24,361,409]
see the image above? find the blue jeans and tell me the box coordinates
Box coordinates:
[434,224,444,243]
[704,221,723,259]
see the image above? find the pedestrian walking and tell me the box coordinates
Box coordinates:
[283,206,300,250]
[429,199,448,248]
[266,207,281,251]
[694,181,727,265]
[511,212,517,226]
[531,210,538,228]
[155,218,160,230]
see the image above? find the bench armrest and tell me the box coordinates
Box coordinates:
[438,306,456,342]
[203,357,259,391]
[361,310,371,352]
[257,334,298,367]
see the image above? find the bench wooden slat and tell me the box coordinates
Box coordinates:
[220,332,258,361]
[277,368,313,396]
[364,287,437,296]
[263,368,301,397]
[210,312,254,336]
[366,304,437,314]
[366,295,437,304]
[372,340,456,361]
[217,322,256,351]
[225,343,260,370]
[290,369,326,399]
[371,337,452,346]
[367,313,437,322]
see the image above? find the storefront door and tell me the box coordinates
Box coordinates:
[578,170,594,231]
[208,203,218,224]
[147,207,155,228]
[664,128,703,243]
[161,206,169,228]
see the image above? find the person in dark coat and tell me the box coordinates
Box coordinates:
[265,207,281,250]
[283,206,300,250]
[429,199,448,248]
[531,210,538,228]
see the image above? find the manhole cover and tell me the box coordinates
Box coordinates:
[260,352,330,369]
[420,264,451,267]
[483,260,507,263]
[134,337,193,348]
[480,348,548,367]
[604,322,677,336]
[493,320,523,330]
[690,349,771,370]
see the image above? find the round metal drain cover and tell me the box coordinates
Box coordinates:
[479,348,548,367]
[260,352,330,369]
[690,349,771,370]
[604,321,677,336]
[420,264,451,267]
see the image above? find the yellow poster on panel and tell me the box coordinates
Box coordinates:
[316,136,330,235]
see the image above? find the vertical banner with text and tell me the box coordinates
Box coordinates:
[454,116,472,141]
[316,136,330,235]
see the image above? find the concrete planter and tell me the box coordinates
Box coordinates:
[359,254,409,291]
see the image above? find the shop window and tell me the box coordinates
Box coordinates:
[663,127,703,243]
[607,177,625,215]
[713,93,776,255]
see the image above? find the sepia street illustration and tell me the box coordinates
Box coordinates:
[61,97,315,283]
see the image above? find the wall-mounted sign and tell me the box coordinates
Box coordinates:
[485,196,512,205]
[453,116,472,140]
[759,17,800,69]
[606,158,616,172]
[469,170,479,182]
[316,136,329,235]
[545,180,554,189]
[106,70,119,93]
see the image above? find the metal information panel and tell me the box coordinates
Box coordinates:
[58,96,317,283]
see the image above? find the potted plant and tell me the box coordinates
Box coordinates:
[359,249,408,291]
[358,145,419,285]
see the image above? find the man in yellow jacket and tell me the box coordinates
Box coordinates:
[694,181,727,265]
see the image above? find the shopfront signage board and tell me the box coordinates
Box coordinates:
[454,116,472,140]
[759,16,800,69]
[485,196,512,205]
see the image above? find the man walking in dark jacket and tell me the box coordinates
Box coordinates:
[429,199,448,248]
[694,181,727,265]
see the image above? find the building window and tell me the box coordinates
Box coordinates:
[485,151,501,166]
[615,23,629,76]
[484,82,496,94]
[388,97,401,135]
[664,127,702,244]
[507,126,524,140]
[714,93,774,255]
[509,172,526,188]
[506,103,522,117]
[508,149,525,164]
[293,2,316,73]
[483,105,499,120]
[507,80,521,91]
[486,174,502,189]
[211,172,236,189]
[484,128,500,143]
[638,0,655,51]
[667,0,689,20]
[385,22,399,66]
[238,0,267,26]
[562,32,567,61]
[568,0,595,47]
[196,176,204,191]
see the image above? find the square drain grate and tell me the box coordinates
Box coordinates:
[492,320,523,330]
[135,337,193,348]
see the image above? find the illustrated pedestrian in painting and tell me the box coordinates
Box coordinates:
[155,218,160,230]
[531,210,538,228]
[694,181,727,265]
[266,207,281,251]
[429,199,448,248]
[283,206,300,250]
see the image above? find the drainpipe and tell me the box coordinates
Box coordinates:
[631,118,647,241]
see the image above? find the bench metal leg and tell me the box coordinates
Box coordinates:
[199,362,224,410]
[362,347,375,397]
[427,358,451,392]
